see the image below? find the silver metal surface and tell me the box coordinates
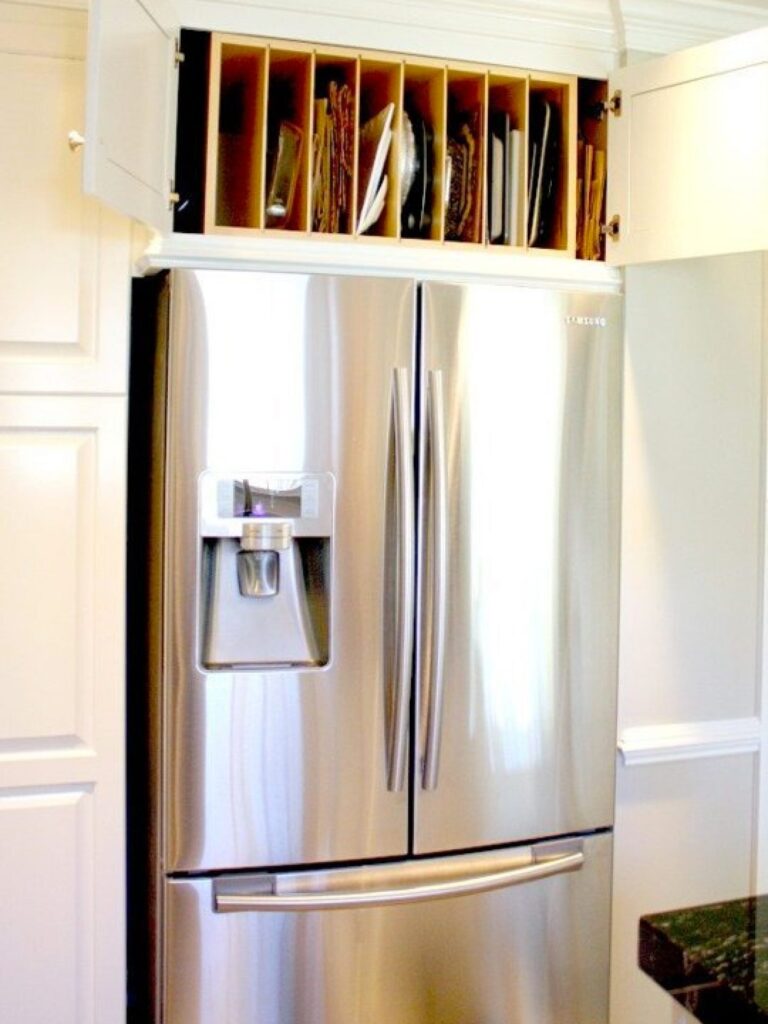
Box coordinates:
[237,550,278,598]
[162,271,415,870]
[421,369,448,791]
[213,840,583,912]
[415,283,622,854]
[202,539,322,667]
[165,832,612,1024]
[240,519,292,550]
[388,367,416,792]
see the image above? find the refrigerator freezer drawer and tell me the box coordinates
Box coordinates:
[164,832,612,1024]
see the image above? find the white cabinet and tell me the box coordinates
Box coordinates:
[0,4,129,1023]
[0,394,126,1024]
[84,0,179,232]
[606,26,768,265]
[82,1,768,269]
[0,3,131,395]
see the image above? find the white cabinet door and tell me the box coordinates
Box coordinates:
[606,26,768,266]
[0,11,130,395]
[0,394,126,1024]
[84,0,179,232]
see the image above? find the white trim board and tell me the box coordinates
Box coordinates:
[181,0,768,67]
[621,0,768,54]
[756,252,768,893]
[138,233,624,291]
[618,718,761,766]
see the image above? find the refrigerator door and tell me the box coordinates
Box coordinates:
[164,833,612,1024]
[162,271,415,870]
[415,282,622,853]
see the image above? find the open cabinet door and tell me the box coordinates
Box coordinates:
[84,0,180,232]
[606,26,768,266]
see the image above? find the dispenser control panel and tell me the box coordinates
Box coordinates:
[199,471,334,538]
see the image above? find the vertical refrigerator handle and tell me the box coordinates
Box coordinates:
[388,367,415,792]
[422,369,448,791]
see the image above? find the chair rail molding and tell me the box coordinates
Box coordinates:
[618,718,762,766]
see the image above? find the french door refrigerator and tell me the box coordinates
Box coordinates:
[132,269,622,1024]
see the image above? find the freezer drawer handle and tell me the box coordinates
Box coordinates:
[213,845,584,913]
[422,369,448,790]
[388,367,415,792]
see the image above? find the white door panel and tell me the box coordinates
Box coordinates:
[607,25,768,265]
[85,0,179,231]
[0,786,93,1024]
[0,395,126,1024]
[0,21,130,394]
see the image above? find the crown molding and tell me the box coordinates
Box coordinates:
[185,0,768,69]
[620,0,768,54]
[183,0,620,76]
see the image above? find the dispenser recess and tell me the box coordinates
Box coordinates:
[199,472,333,670]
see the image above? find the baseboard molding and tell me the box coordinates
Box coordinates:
[618,717,761,766]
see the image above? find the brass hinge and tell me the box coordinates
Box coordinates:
[168,180,180,210]
[603,90,622,117]
[174,39,185,67]
[601,215,620,242]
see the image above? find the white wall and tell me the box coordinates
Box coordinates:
[610,253,765,1024]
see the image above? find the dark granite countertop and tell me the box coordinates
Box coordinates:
[639,896,768,1024]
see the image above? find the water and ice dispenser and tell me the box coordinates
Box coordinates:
[199,473,333,669]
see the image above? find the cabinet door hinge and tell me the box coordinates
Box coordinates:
[601,215,620,242]
[174,39,185,67]
[602,90,622,117]
[168,181,180,211]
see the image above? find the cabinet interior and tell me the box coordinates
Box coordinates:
[577,78,609,261]
[175,30,609,260]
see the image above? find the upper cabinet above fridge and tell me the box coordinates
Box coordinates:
[84,0,180,233]
[82,0,768,268]
[606,25,768,266]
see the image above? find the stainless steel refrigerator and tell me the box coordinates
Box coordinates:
[131,269,622,1024]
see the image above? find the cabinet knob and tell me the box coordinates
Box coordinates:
[67,130,85,152]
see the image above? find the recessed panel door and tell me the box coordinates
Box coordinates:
[85,0,179,230]
[606,27,768,265]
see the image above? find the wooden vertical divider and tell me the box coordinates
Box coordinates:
[401,61,446,243]
[352,56,361,235]
[486,72,527,249]
[303,51,317,233]
[480,72,489,245]
[203,33,223,233]
[357,56,403,238]
[523,76,530,249]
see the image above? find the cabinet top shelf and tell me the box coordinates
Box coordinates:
[136,230,623,290]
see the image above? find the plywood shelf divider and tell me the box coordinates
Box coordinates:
[190,33,598,261]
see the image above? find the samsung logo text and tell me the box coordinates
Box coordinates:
[566,315,608,327]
